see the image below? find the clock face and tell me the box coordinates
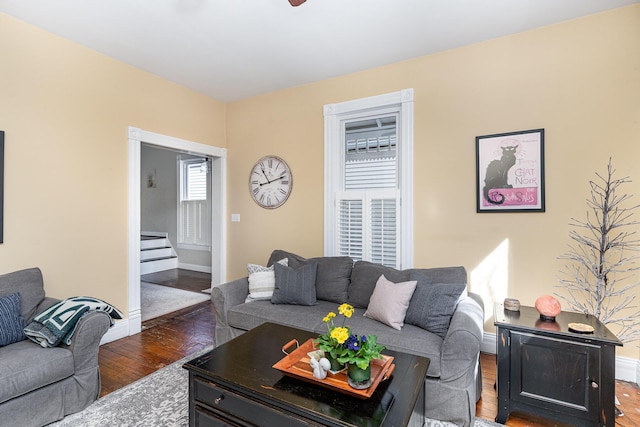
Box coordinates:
[249,156,293,209]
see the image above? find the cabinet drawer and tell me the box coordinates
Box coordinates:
[194,406,241,427]
[193,377,321,427]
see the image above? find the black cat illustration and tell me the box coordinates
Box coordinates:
[483,145,518,205]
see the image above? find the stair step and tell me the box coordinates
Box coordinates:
[141,238,168,250]
[140,233,177,274]
[141,255,178,263]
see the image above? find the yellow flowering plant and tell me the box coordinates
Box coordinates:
[315,303,386,371]
[314,303,355,361]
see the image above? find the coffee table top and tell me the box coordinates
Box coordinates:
[184,322,430,427]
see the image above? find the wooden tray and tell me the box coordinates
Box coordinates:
[272,338,395,399]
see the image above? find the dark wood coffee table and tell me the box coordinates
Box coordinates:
[184,322,430,427]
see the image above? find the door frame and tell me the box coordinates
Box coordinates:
[126,126,226,336]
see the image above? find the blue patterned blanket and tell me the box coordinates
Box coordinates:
[24,296,123,347]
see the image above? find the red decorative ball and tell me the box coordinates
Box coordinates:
[535,295,561,320]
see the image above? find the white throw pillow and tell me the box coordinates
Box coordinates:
[245,258,288,302]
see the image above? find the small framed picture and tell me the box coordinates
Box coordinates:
[476,129,545,213]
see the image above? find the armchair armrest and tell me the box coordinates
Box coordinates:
[61,311,111,373]
[210,277,250,329]
[439,292,484,387]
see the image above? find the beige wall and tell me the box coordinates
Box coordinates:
[0,13,226,314]
[2,6,639,357]
[226,6,640,357]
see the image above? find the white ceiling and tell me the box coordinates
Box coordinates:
[1,0,637,102]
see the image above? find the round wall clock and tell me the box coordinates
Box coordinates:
[249,155,293,209]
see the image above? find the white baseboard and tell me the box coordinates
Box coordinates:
[178,263,212,274]
[482,331,497,354]
[100,309,142,345]
[101,319,129,344]
[481,332,638,385]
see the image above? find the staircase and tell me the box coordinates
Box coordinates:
[140,232,178,275]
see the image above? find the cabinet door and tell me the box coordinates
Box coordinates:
[510,331,600,422]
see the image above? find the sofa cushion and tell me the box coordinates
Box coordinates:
[228,300,336,332]
[245,258,288,302]
[405,273,466,339]
[338,308,445,377]
[0,293,26,346]
[364,275,417,331]
[268,250,353,304]
[0,267,45,323]
[0,339,74,404]
[348,261,409,308]
[271,263,318,306]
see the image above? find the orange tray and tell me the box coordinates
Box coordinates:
[272,338,395,399]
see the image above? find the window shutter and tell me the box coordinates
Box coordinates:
[337,193,398,268]
[370,198,397,267]
[181,200,210,245]
[338,198,364,261]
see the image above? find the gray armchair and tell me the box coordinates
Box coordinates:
[0,268,111,427]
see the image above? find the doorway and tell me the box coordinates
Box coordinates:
[127,126,226,336]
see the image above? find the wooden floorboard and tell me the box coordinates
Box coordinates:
[98,271,640,424]
[98,300,215,396]
[140,268,211,293]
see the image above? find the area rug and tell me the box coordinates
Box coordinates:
[141,281,210,321]
[50,346,505,427]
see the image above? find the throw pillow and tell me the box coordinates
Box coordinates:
[348,261,410,308]
[404,279,466,339]
[0,292,26,346]
[245,258,288,302]
[364,275,417,331]
[267,250,353,304]
[271,262,318,306]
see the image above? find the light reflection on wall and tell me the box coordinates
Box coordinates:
[469,239,509,325]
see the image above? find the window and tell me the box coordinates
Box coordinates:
[324,89,414,269]
[179,157,211,249]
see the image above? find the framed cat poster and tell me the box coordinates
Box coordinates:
[476,128,545,213]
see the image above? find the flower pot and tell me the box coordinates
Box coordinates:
[347,363,372,389]
[327,354,344,373]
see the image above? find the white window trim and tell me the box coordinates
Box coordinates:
[324,89,414,269]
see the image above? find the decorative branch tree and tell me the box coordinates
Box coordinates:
[556,159,640,343]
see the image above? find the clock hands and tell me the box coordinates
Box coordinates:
[259,175,286,187]
[260,165,271,184]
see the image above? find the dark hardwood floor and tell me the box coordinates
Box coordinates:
[98,272,640,425]
[141,268,212,293]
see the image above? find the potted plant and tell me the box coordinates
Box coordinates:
[315,303,386,388]
[315,303,353,372]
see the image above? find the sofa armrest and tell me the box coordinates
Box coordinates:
[211,277,250,329]
[61,311,111,373]
[439,292,484,386]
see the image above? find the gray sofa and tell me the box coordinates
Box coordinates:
[0,268,111,427]
[212,250,485,426]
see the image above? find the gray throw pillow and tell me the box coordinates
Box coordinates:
[271,262,318,306]
[348,261,409,308]
[0,292,26,346]
[404,280,466,339]
[267,250,353,303]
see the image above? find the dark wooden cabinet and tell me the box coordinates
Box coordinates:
[494,303,621,426]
